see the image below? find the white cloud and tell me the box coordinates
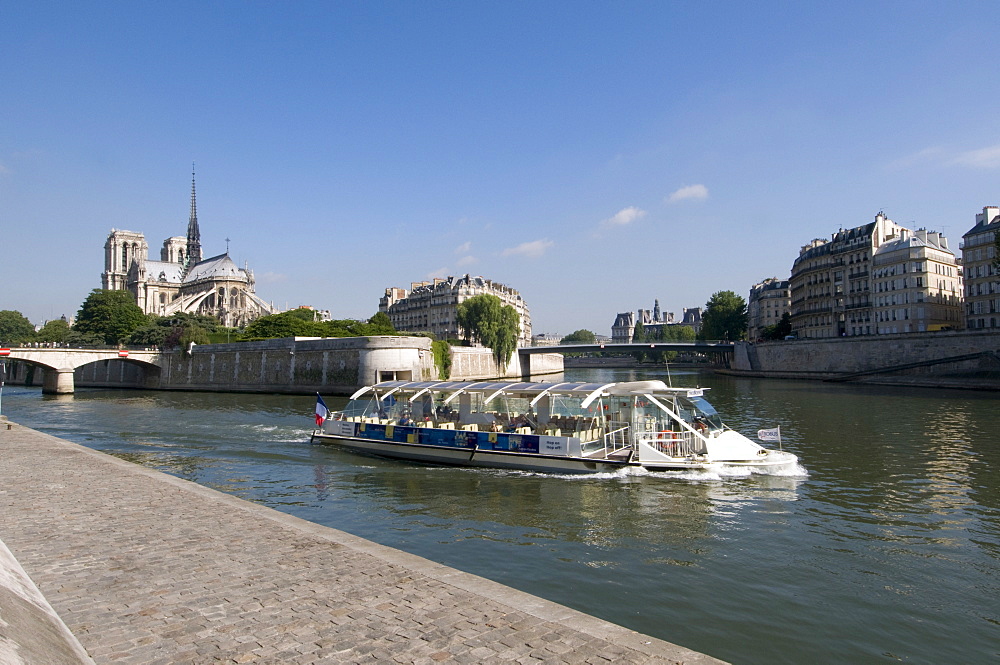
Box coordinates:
[426,266,450,279]
[455,241,472,254]
[258,271,287,284]
[456,255,477,267]
[888,144,1000,170]
[0,163,10,176]
[501,239,554,259]
[886,146,944,170]
[601,206,647,228]
[667,184,709,203]
[949,145,1000,169]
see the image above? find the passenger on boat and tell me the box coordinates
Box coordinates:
[399,413,413,426]
[507,415,527,432]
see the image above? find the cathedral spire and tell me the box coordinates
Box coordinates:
[185,163,203,270]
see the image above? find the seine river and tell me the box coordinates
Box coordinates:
[2,367,998,664]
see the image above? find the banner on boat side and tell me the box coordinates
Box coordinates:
[757,427,781,442]
[324,420,356,437]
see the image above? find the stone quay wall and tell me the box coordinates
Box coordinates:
[731,330,1000,387]
[72,337,564,395]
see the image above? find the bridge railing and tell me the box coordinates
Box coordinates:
[0,343,163,351]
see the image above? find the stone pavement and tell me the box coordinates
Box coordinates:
[0,421,726,665]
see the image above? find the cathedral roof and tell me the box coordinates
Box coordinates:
[184,253,248,283]
[145,260,185,283]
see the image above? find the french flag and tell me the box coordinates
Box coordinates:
[315,393,330,427]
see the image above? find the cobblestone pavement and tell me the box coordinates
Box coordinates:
[0,422,725,664]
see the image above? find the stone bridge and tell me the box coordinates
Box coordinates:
[0,348,162,394]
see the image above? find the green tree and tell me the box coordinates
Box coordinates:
[632,320,646,343]
[287,307,321,322]
[128,313,222,348]
[0,310,36,344]
[456,294,521,369]
[560,329,597,344]
[37,318,71,343]
[361,312,396,336]
[662,325,696,341]
[242,311,316,339]
[74,290,147,345]
[700,291,748,341]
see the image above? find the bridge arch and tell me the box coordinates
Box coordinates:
[1,348,162,394]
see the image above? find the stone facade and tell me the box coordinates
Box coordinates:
[872,229,962,333]
[101,170,276,327]
[611,302,701,343]
[962,206,1000,330]
[379,275,532,346]
[789,212,960,338]
[747,278,790,340]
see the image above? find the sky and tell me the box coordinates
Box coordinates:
[3,2,1000,336]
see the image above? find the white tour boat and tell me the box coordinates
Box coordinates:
[311,380,797,474]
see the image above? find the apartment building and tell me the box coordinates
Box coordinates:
[961,206,1000,329]
[747,278,790,340]
[379,274,532,346]
[871,229,963,334]
[788,212,961,337]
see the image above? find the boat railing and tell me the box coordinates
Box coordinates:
[634,430,702,457]
[579,423,632,459]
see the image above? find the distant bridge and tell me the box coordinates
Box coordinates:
[0,347,162,394]
[518,341,736,355]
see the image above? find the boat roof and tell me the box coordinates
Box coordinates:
[349,380,706,406]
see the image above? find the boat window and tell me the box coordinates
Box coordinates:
[684,396,724,431]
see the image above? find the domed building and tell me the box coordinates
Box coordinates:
[101,169,277,327]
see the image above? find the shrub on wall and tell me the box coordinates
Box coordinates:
[432,340,452,379]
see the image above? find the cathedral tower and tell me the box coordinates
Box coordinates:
[185,165,203,272]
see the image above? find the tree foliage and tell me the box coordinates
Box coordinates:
[0,310,36,344]
[700,291,748,341]
[36,318,71,343]
[431,339,452,379]
[128,313,221,348]
[240,311,398,341]
[74,290,147,345]
[560,329,597,344]
[365,312,396,335]
[632,320,646,343]
[456,294,521,370]
[760,312,793,341]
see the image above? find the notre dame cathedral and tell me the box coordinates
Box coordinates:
[101,169,277,327]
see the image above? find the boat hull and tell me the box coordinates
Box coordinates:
[310,432,629,474]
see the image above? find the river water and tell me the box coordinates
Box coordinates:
[2,367,998,664]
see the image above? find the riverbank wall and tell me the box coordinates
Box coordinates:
[66,336,563,395]
[727,329,1000,389]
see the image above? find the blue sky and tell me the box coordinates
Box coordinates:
[3,2,1000,335]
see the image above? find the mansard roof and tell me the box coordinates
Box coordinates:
[875,233,953,256]
[963,215,1000,237]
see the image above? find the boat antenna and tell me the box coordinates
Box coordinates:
[665,361,673,388]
